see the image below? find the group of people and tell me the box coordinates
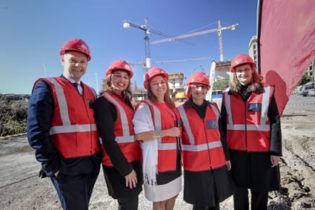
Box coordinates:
[27,38,282,210]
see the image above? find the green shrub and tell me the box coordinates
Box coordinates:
[0,94,28,136]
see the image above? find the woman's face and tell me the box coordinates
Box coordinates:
[149,75,167,100]
[235,64,253,85]
[110,70,130,93]
[190,83,209,102]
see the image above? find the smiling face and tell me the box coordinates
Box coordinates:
[149,75,167,102]
[190,83,209,105]
[110,70,130,94]
[61,51,88,82]
[235,63,254,85]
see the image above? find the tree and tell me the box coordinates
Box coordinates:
[298,74,311,86]
[213,79,229,91]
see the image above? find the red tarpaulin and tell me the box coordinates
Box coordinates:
[258,0,315,115]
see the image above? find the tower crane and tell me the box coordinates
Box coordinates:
[151,20,239,61]
[123,18,193,71]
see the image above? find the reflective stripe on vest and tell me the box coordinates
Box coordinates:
[179,103,222,151]
[178,105,194,145]
[102,92,135,143]
[225,86,271,131]
[210,103,220,128]
[144,100,177,150]
[182,141,222,151]
[48,78,96,134]
[50,124,97,135]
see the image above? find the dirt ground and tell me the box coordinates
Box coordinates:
[0,95,314,210]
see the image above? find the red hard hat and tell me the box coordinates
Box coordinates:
[60,38,91,61]
[106,60,134,78]
[187,71,210,87]
[230,54,256,72]
[143,67,169,89]
[186,71,210,98]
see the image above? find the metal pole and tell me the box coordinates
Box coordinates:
[144,18,151,70]
[217,20,224,62]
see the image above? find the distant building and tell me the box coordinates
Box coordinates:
[248,35,258,63]
[215,61,231,80]
[132,89,146,105]
[168,72,184,90]
[305,59,314,78]
[168,72,185,100]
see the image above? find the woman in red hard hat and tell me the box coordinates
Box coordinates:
[179,71,235,210]
[133,67,182,210]
[93,60,143,210]
[220,54,282,210]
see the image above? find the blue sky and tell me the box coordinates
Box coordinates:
[0,0,258,94]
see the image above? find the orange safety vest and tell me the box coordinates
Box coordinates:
[178,103,226,172]
[39,77,99,158]
[140,100,179,172]
[101,92,140,166]
[223,86,274,152]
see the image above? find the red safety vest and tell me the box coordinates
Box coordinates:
[223,86,274,152]
[178,103,226,172]
[39,77,99,158]
[140,100,179,172]
[101,92,141,166]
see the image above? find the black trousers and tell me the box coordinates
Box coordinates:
[193,205,219,210]
[117,195,139,210]
[51,166,100,210]
[233,188,268,210]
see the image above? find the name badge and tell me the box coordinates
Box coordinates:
[206,120,217,129]
[248,103,261,112]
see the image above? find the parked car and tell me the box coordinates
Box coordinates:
[307,88,315,96]
[302,82,315,97]
[296,85,304,95]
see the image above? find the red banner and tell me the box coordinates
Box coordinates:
[258,0,315,115]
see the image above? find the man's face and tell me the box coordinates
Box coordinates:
[61,51,88,81]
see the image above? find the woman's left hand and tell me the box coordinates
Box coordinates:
[270,155,281,167]
[226,160,232,171]
[125,169,137,189]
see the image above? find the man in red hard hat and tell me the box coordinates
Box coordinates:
[27,38,101,210]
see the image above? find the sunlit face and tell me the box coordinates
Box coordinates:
[62,51,88,82]
[235,64,253,85]
[110,70,130,93]
[190,83,209,102]
[149,75,167,100]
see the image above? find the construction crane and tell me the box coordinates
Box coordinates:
[151,20,239,62]
[123,18,152,70]
[123,18,193,71]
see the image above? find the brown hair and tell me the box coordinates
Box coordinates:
[147,77,175,108]
[100,75,132,101]
[228,66,263,93]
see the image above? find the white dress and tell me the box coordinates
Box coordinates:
[133,103,182,202]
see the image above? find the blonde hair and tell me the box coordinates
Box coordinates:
[100,76,132,101]
[229,67,263,93]
[147,77,175,108]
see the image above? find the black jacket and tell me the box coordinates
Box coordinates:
[27,77,101,178]
[182,99,235,206]
[219,87,281,191]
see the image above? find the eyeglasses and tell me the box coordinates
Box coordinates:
[190,84,209,89]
